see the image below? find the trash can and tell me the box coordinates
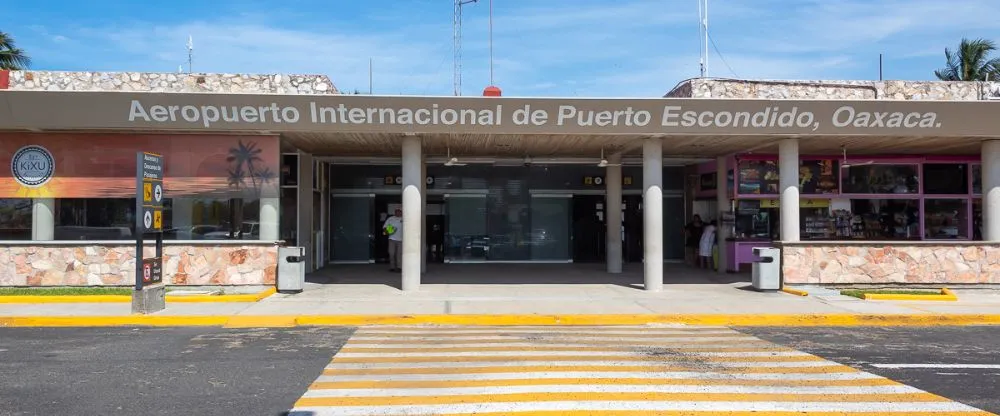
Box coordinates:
[751,247,780,291]
[277,246,306,294]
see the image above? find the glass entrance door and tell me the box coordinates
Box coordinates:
[444,194,488,262]
[330,194,373,263]
[529,194,572,262]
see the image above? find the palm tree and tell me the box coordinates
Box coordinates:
[0,31,31,70]
[935,38,1000,81]
[226,140,263,193]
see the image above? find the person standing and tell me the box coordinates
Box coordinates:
[699,220,717,270]
[683,215,703,266]
[383,208,403,272]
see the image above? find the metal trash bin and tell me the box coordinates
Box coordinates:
[277,246,306,294]
[751,247,780,291]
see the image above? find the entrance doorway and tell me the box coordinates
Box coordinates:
[572,195,606,263]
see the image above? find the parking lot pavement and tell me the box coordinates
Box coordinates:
[0,327,353,416]
[743,326,1000,414]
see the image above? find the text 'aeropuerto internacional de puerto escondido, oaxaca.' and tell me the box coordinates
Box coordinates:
[127,100,943,131]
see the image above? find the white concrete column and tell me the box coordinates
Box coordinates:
[983,140,1000,241]
[605,153,623,274]
[779,139,800,242]
[259,197,279,241]
[297,152,314,271]
[31,198,54,241]
[715,157,729,273]
[401,136,423,291]
[420,157,428,274]
[643,139,663,292]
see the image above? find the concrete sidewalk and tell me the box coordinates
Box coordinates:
[2,281,1000,318]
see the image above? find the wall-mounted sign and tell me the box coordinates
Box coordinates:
[699,172,717,192]
[758,198,830,208]
[583,176,634,186]
[384,175,435,185]
[10,145,55,188]
[800,159,839,194]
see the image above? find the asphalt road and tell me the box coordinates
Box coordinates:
[0,327,354,416]
[743,326,1000,414]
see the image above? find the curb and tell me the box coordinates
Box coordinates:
[863,288,958,302]
[780,287,809,297]
[3,313,1000,328]
[0,287,277,304]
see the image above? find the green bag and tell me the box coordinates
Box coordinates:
[385,224,397,235]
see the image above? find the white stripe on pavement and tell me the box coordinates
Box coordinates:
[326,360,840,369]
[355,329,742,335]
[872,363,1000,369]
[316,371,883,382]
[334,351,810,358]
[289,401,982,415]
[348,336,758,342]
[342,342,782,349]
[301,384,924,397]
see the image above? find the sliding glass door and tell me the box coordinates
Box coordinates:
[445,194,488,262]
[330,194,373,263]
[529,194,572,262]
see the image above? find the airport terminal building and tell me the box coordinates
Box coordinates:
[2,70,1000,290]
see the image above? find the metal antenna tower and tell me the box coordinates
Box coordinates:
[454,0,478,96]
[186,35,194,73]
[698,0,708,78]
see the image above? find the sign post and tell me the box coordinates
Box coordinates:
[132,152,165,314]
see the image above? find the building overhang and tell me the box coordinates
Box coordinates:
[2,90,998,158]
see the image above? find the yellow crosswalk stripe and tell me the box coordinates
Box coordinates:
[287,325,992,415]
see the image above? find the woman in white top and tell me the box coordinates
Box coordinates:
[699,220,717,270]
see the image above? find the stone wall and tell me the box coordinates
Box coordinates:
[0,243,277,286]
[780,243,1000,285]
[666,78,1000,101]
[3,70,338,94]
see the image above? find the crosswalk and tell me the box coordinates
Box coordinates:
[288,325,993,415]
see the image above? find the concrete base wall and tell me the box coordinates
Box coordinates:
[0,243,278,286]
[781,242,1000,285]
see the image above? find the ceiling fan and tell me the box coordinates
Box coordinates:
[443,146,467,167]
[596,148,622,167]
[839,146,874,169]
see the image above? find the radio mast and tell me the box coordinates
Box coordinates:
[698,0,708,78]
[453,0,478,96]
[186,35,194,73]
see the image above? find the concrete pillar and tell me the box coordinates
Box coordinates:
[643,139,663,292]
[715,156,729,273]
[605,153,623,274]
[420,157,427,275]
[983,140,1000,241]
[31,198,54,241]
[779,139,800,242]
[401,136,423,291]
[259,197,279,241]
[297,152,314,270]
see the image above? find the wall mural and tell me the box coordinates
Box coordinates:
[0,133,280,199]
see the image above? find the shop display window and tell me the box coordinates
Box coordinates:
[842,164,919,194]
[0,199,32,240]
[924,199,969,240]
[848,199,920,239]
[732,199,778,239]
[799,159,840,194]
[737,160,779,195]
[923,163,968,195]
[973,198,983,240]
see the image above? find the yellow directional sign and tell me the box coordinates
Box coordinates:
[153,210,162,229]
[143,182,152,202]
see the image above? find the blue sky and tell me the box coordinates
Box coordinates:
[6,0,1000,97]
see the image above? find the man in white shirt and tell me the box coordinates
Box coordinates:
[383,208,404,272]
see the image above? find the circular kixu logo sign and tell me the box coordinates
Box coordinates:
[11,145,55,188]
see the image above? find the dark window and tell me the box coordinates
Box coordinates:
[54,198,260,240]
[923,163,968,195]
[0,199,32,240]
[842,165,919,194]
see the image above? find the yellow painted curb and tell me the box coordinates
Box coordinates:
[0,295,130,304]
[780,287,809,297]
[862,288,958,302]
[5,314,1000,328]
[0,287,277,304]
